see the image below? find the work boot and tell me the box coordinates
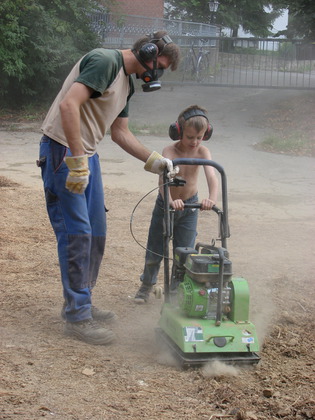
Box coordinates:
[90,306,117,323]
[134,283,153,304]
[65,319,115,345]
[61,303,117,323]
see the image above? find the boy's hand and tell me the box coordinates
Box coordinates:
[170,199,185,211]
[144,151,179,178]
[64,155,90,194]
[201,198,216,211]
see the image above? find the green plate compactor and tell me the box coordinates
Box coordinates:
[155,158,260,368]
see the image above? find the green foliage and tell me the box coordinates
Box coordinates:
[273,0,315,40]
[164,0,283,37]
[278,41,295,57]
[0,0,27,80]
[0,0,102,107]
[166,0,315,39]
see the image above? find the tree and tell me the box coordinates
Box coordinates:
[272,0,315,39]
[164,0,282,37]
[0,0,102,107]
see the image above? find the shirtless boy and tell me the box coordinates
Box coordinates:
[135,105,219,303]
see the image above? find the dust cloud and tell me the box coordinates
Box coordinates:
[202,360,239,377]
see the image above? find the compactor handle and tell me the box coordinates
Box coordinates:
[170,158,230,244]
[183,203,222,214]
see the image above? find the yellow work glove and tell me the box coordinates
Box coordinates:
[64,155,90,194]
[144,151,179,178]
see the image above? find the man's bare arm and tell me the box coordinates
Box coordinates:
[59,82,94,156]
[110,117,151,162]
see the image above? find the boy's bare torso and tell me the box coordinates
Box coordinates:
[162,142,210,201]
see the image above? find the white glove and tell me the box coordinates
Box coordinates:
[144,151,179,178]
[64,155,90,194]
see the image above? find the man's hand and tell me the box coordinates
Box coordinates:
[64,155,89,194]
[144,151,179,178]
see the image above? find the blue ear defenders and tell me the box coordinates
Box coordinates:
[133,35,173,92]
[169,109,213,141]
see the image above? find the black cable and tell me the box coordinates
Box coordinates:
[129,181,173,260]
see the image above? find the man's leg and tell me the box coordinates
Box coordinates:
[85,153,106,291]
[83,153,117,322]
[39,137,114,344]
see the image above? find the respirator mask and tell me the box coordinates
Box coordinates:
[132,35,173,92]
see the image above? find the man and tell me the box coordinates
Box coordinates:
[37,31,180,346]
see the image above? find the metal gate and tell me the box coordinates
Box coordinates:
[173,36,315,90]
[90,13,315,90]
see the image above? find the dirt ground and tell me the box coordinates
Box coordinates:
[0,86,314,420]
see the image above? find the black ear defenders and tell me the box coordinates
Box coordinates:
[139,42,159,62]
[169,109,213,141]
[133,35,173,92]
[138,34,173,61]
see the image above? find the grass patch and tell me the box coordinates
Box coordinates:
[0,176,19,188]
[0,104,169,136]
[255,133,314,157]
[128,121,169,137]
[0,104,48,126]
[253,92,314,158]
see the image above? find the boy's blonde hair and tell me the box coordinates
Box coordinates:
[178,105,209,135]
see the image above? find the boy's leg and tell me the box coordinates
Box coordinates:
[173,196,199,250]
[135,196,164,302]
[170,200,198,291]
[140,196,165,285]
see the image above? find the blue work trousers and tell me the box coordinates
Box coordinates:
[141,193,198,285]
[38,136,106,322]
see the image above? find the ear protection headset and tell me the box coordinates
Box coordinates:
[138,42,159,62]
[138,34,173,62]
[169,108,213,141]
[132,35,173,92]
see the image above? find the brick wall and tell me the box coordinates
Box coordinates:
[111,0,164,18]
